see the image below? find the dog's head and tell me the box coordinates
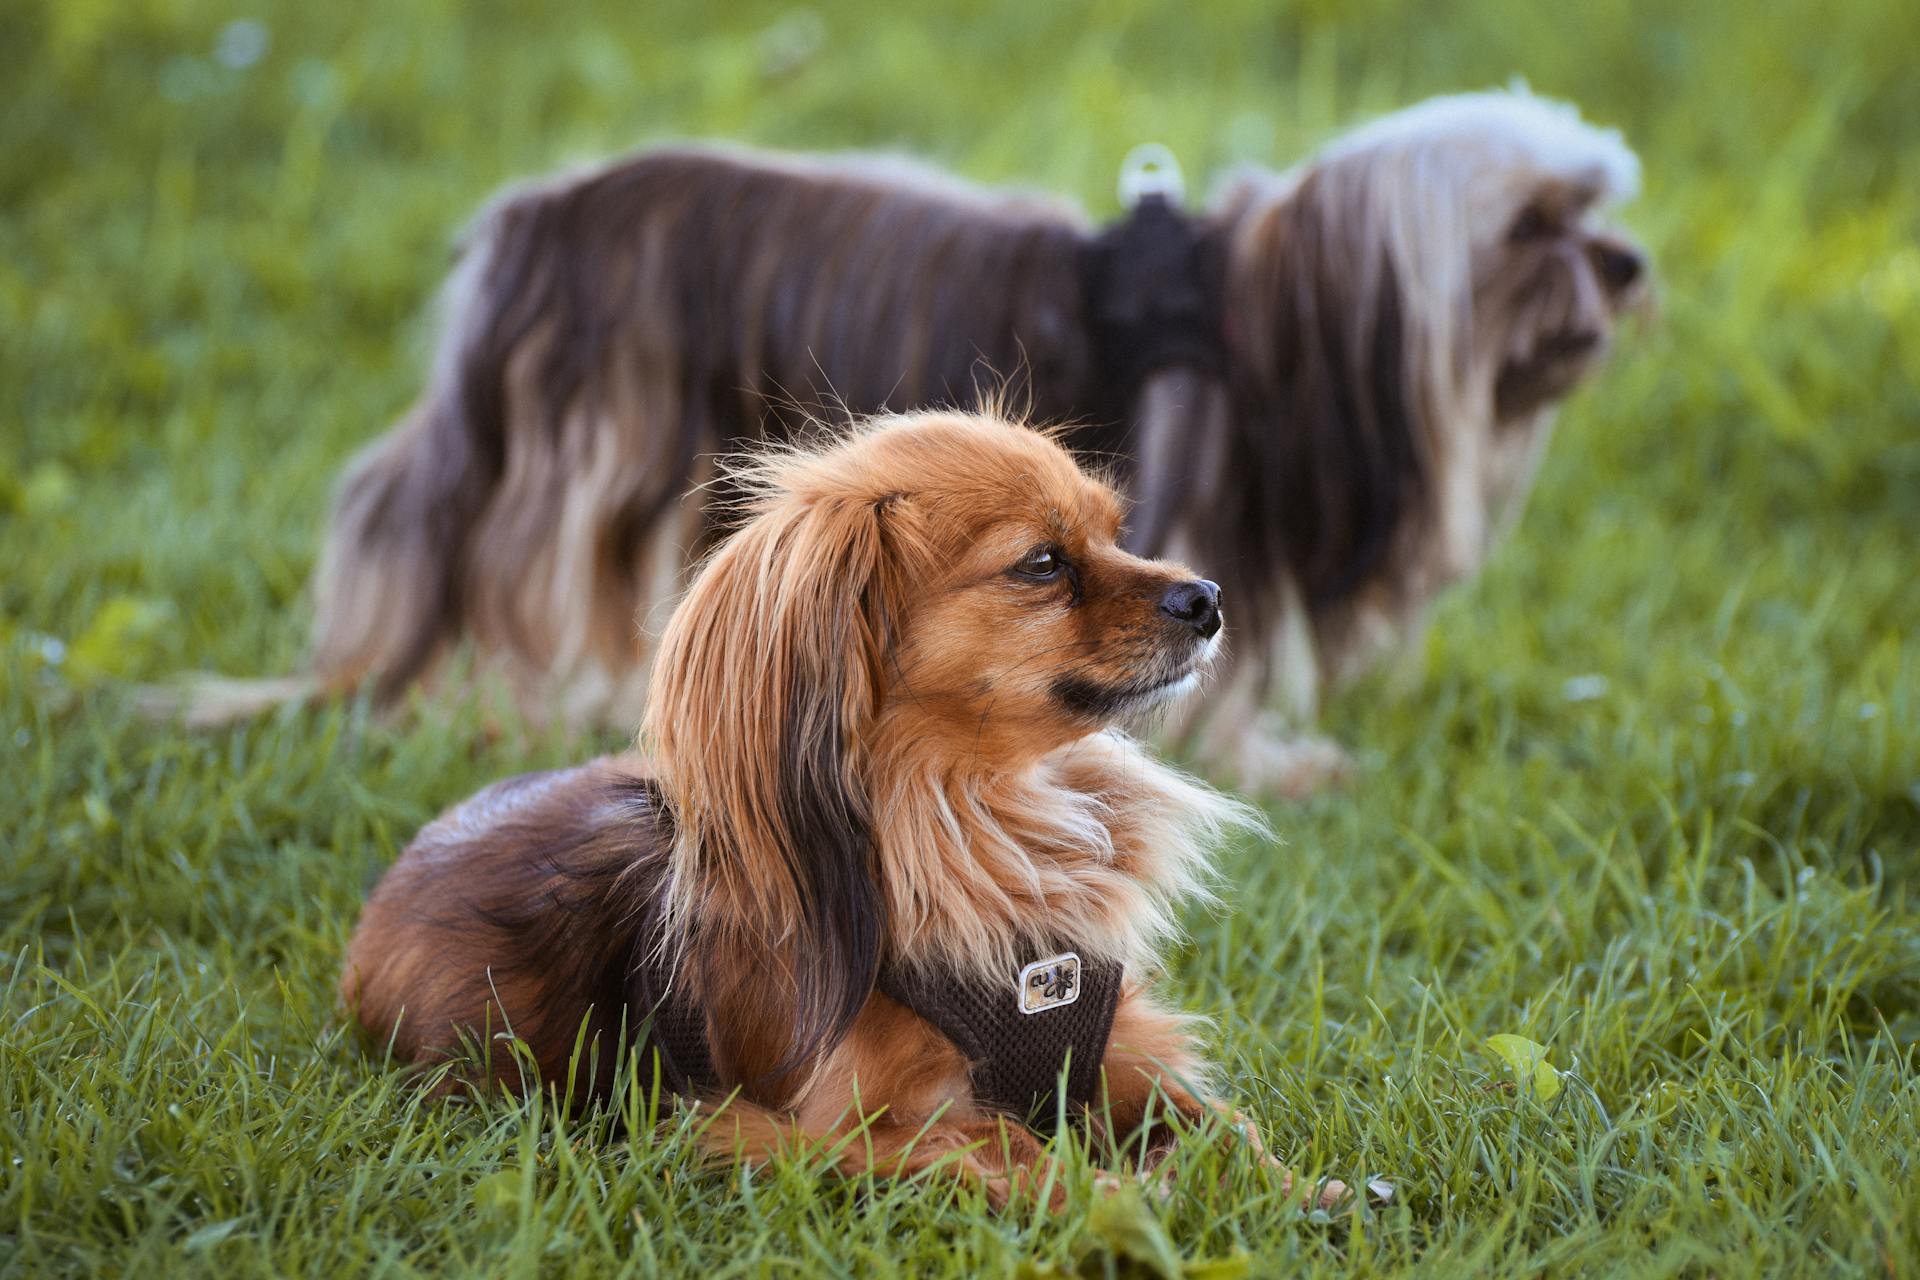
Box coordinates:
[642,410,1220,1075]
[1217,89,1647,615]
[1317,91,1649,423]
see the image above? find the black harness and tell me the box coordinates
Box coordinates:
[1080,192,1226,398]
[632,944,1125,1129]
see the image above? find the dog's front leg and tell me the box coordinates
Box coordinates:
[1207,712,1358,800]
[1092,987,1345,1207]
[697,1099,1065,1209]
[698,993,1067,1207]
[1089,985,1251,1162]
[1166,592,1356,798]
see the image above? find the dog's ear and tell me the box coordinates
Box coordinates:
[1220,164,1453,615]
[643,485,906,1083]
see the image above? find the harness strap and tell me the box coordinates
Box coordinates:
[628,943,1124,1127]
[627,936,719,1097]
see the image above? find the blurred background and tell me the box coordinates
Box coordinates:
[4,2,1919,1272]
[2,0,1915,693]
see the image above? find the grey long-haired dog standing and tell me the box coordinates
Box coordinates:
[182,89,1647,793]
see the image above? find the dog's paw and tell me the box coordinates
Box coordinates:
[1277,1169,1352,1212]
[1226,730,1357,798]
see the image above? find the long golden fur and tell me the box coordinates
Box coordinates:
[171,90,1647,793]
[342,411,1313,1204]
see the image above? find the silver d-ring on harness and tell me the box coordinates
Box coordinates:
[1117,142,1186,208]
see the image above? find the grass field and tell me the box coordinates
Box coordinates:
[5,0,1919,1274]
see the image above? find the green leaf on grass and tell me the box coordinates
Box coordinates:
[1486,1034,1562,1101]
[1082,1184,1187,1278]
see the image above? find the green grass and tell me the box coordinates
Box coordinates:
[5,0,1919,1274]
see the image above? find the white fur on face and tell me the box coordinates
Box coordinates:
[1321,88,1641,209]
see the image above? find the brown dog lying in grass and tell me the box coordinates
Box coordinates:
[341,411,1344,1206]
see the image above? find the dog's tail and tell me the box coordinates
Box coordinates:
[305,397,494,705]
[137,389,489,727]
[132,672,325,728]
[143,199,533,728]
[312,188,551,706]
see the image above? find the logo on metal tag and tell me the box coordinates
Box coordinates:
[1017,952,1082,1015]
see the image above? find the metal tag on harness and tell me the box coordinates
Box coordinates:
[1017,952,1083,1014]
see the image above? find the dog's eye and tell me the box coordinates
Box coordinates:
[1012,546,1064,581]
[1508,204,1556,244]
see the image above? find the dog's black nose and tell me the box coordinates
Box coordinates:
[1593,240,1644,293]
[1159,579,1221,639]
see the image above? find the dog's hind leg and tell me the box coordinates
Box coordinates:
[311,399,492,702]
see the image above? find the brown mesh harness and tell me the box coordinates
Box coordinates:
[879,953,1125,1128]
[631,945,1124,1130]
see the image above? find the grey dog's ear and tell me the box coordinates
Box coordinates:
[1219,164,1433,613]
